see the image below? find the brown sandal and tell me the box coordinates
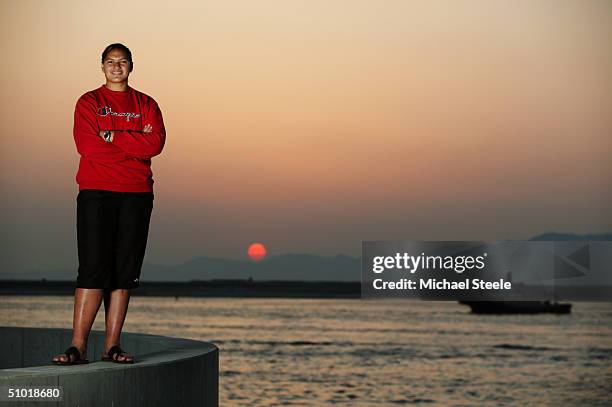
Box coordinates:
[52,346,89,365]
[101,345,135,364]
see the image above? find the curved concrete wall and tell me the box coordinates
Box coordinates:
[0,327,218,407]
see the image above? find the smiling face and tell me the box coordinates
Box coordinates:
[101,48,132,85]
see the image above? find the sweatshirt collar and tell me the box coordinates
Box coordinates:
[100,84,133,96]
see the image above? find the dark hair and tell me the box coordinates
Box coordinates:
[101,43,133,72]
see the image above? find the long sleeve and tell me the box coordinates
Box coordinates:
[73,96,128,163]
[112,101,166,160]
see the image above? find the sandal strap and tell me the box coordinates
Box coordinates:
[107,345,124,361]
[64,346,81,361]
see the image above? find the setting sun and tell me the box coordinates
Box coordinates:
[247,242,267,261]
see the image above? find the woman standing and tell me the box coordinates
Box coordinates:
[53,43,166,365]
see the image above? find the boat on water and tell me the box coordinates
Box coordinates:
[459,300,572,314]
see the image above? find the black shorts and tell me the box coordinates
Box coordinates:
[76,189,154,289]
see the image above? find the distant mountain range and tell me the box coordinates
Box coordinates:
[2,232,611,282]
[528,232,612,241]
[142,253,360,282]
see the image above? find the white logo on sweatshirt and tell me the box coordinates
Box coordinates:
[97,106,141,122]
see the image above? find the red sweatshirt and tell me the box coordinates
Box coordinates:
[73,84,166,192]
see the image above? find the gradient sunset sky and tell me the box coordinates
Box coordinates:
[0,0,610,273]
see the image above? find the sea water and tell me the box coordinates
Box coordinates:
[0,296,610,406]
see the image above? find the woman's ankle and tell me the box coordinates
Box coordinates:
[70,339,88,352]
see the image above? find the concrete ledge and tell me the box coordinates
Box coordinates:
[0,326,219,407]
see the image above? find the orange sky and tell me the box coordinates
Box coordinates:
[0,0,611,272]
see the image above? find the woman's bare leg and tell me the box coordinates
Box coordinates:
[103,288,133,362]
[53,288,103,363]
